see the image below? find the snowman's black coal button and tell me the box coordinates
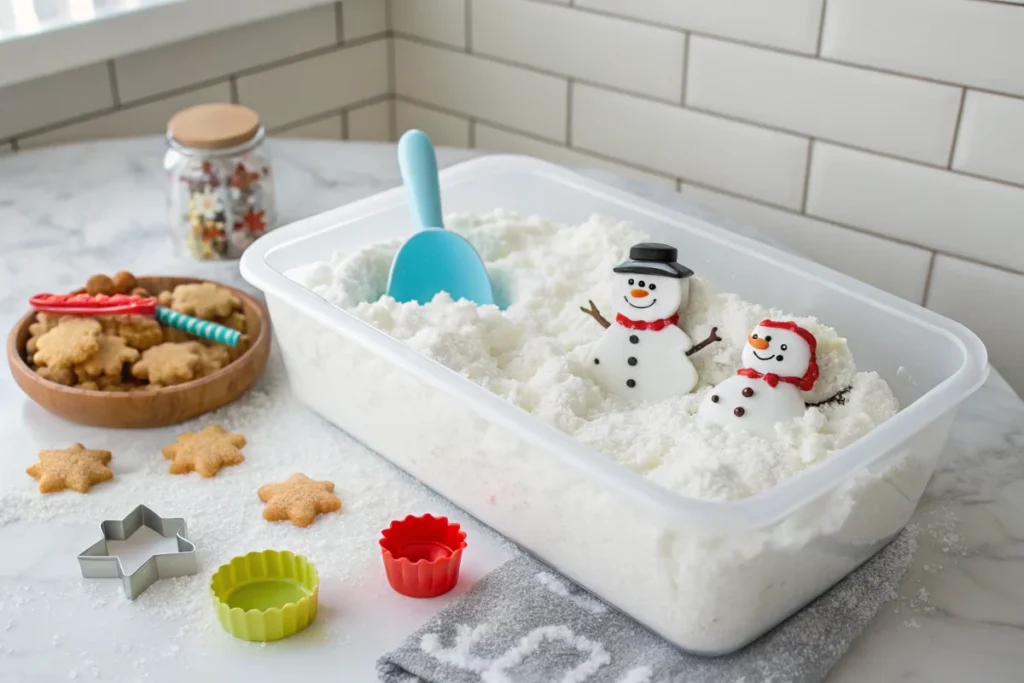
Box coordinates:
[734,407,745,417]
[627,357,637,366]
[594,358,600,365]
[710,394,719,403]
[629,335,639,344]
[742,387,754,397]
[626,379,636,388]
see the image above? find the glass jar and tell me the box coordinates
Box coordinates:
[164,104,277,260]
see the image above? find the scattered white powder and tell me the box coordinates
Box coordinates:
[287,211,898,501]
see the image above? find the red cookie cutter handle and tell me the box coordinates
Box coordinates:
[29,293,158,316]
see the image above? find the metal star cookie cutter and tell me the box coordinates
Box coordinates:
[77,504,197,600]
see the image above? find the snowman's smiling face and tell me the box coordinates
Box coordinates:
[612,273,688,322]
[741,325,811,377]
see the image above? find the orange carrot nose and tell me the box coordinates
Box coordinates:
[748,336,769,350]
[630,289,649,298]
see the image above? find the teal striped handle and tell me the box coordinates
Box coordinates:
[155,306,241,347]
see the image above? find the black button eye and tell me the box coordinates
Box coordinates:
[649,283,656,290]
[780,344,787,351]
[628,278,634,285]
[765,336,772,343]
[638,280,645,288]
[752,334,758,339]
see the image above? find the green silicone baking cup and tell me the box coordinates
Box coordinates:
[210,549,319,642]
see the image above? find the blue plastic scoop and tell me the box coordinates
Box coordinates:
[386,130,495,306]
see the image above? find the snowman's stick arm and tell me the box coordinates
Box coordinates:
[580,300,611,329]
[686,326,721,356]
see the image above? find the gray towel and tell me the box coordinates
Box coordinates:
[378,530,914,683]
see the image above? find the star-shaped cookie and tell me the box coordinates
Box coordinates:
[169,283,241,319]
[27,444,113,493]
[33,317,102,368]
[75,334,140,380]
[131,342,202,386]
[162,424,246,477]
[257,473,342,527]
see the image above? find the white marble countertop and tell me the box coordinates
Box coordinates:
[0,138,1021,682]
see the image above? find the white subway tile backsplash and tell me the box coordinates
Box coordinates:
[822,0,1024,97]
[807,143,1024,273]
[113,6,338,103]
[681,185,932,302]
[348,100,392,141]
[927,255,1024,394]
[394,40,568,141]
[0,63,113,140]
[475,124,677,189]
[395,101,470,147]
[953,91,1024,187]
[274,114,344,140]
[237,41,388,129]
[391,0,466,48]
[472,0,684,101]
[577,0,824,54]
[342,0,388,40]
[20,83,231,149]
[687,36,961,166]
[572,84,808,208]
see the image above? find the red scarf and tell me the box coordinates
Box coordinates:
[615,312,679,332]
[737,365,819,392]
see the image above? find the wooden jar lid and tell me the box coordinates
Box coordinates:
[167,103,261,149]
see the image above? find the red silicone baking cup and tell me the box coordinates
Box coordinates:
[379,514,467,598]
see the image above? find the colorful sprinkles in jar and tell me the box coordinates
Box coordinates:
[165,104,276,260]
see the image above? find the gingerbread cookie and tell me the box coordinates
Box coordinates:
[74,335,139,380]
[162,424,246,477]
[33,317,102,368]
[195,343,232,376]
[257,474,342,527]
[102,315,163,351]
[79,375,131,392]
[131,342,203,386]
[27,443,113,493]
[36,365,76,386]
[168,282,240,319]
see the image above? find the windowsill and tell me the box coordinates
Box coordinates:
[0,0,337,89]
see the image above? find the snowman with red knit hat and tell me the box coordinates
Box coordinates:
[698,319,820,437]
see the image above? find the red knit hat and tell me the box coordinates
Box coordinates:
[758,319,819,391]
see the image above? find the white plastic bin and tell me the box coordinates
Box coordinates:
[241,155,988,654]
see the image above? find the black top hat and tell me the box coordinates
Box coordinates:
[612,243,694,279]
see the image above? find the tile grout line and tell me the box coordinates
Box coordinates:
[465,0,473,53]
[920,252,938,306]
[468,118,477,147]
[800,140,815,213]
[816,0,827,57]
[229,76,239,104]
[947,88,967,169]
[335,1,345,45]
[107,61,121,108]
[266,93,392,135]
[565,80,574,146]
[680,32,689,105]
[341,110,350,140]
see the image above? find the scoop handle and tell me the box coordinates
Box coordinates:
[397,129,444,229]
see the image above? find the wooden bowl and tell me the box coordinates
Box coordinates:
[7,276,271,428]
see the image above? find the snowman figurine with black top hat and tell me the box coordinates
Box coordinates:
[581,243,721,401]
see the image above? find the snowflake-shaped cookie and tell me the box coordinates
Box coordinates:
[162,424,246,477]
[26,443,113,493]
[257,473,342,527]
